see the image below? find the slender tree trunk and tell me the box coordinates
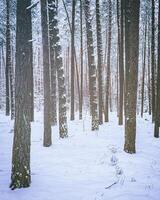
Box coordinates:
[10,42,14,119]
[48,0,57,125]
[84,0,99,130]
[6,0,15,119]
[105,0,112,122]
[124,0,140,154]
[96,0,103,124]
[40,0,52,146]
[117,0,124,125]
[10,0,32,189]
[70,0,76,121]
[79,0,83,120]
[151,0,155,122]
[5,0,11,116]
[147,22,151,115]
[141,19,147,118]
[154,0,160,138]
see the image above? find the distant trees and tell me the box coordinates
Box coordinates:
[4,0,160,190]
[10,0,32,189]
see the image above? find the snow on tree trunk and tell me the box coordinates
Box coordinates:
[52,0,68,138]
[48,0,57,126]
[10,0,32,189]
[96,0,104,125]
[84,0,99,131]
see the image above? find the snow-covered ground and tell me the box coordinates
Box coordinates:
[0,111,160,200]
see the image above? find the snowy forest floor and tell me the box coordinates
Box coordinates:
[0,111,160,200]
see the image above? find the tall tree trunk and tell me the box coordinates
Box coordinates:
[141,18,147,118]
[48,0,57,125]
[5,0,11,116]
[70,0,76,120]
[147,21,151,115]
[84,0,99,131]
[79,0,83,120]
[10,42,14,120]
[40,0,52,146]
[124,0,140,154]
[52,0,68,138]
[10,0,32,189]
[117,0,124,125]
[105,0,112,122]
[6,0,15,120]
[154,0,160,138]
[151,0,155,122]
[96,0,103,124]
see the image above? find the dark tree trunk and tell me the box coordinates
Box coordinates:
[10,42,14,120]
[151,0,155,122]
[40,0,52,146]
[10,0,32,189]
[79,0,83,120]
[154,0,160,138]
[105,0,112,122]
[124,0,140,154]
[48,0,57,126]
[147,21,152,115]
[117,0,124,125]
[96,0,103,125]
[70,0,76,121]
[5,0,11,116]
[84,0,99,130]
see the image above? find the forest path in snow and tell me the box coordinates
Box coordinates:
[0,111,160,200]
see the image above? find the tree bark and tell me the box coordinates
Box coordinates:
[141,17,147,118]
[96,0,104,124]
[105,0,112,122]
[70,0,76,121]
[151,0,155,122]
[10,0,32,189]
[84,0,99,130]
[52,0,68,138]
[5,0,11,116]
[79,0,83,120]
[40,0,52,146]
[154,0,160,138]
[124,0,140,154]
[48,0,57,126]
[117,0,124,125]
